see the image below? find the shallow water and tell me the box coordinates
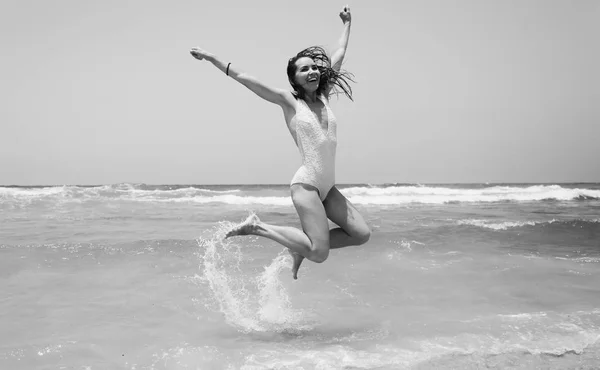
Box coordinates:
[1,183,599,369]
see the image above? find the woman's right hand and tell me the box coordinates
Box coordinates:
[190,47,214,61]
[339,5,351,24]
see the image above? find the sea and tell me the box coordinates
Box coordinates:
[1,183,599,370]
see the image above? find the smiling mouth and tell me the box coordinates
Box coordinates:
[308,77,318,82]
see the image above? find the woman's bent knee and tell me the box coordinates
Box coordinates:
[358,229,371,245]
[310,249,329,263]
[351,227,370,246]
[307,242,329,263]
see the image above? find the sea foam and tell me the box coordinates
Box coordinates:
[458,218,600,231]
[2,184,599,206]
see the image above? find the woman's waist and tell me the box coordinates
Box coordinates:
[296,159,336,174]
[297,142,336,160]
[293,164,336,185]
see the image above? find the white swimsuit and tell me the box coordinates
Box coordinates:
[289,95,337,201]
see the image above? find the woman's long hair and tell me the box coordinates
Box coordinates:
[287,46,355,101]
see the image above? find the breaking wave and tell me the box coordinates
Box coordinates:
[457,218,600,231]
[1,184,599,206]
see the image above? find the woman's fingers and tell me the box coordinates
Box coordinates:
[190,48,204,60]
[339,5,351,22]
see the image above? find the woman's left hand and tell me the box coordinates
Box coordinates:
[339,5,351,24]
[189,47,214,61]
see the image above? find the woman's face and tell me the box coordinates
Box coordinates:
[294,57,320,94]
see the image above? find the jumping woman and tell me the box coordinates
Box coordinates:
[190,5,370,279]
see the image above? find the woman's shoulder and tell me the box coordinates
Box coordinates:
[280,90,299,105]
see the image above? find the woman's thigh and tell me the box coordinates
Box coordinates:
[323,186,370,239]
[290,183,330,247]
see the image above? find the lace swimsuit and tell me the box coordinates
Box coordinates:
[289,94,337,201]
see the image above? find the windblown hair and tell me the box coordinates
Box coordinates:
[286,46,355,101]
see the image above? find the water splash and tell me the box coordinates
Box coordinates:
[256,254,294,324]
[195,222,311,333]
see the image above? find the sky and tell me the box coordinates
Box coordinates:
[1,0,599,185]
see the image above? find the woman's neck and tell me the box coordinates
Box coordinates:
[303,92,318,104]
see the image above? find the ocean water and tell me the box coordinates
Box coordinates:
[1,183,599,370]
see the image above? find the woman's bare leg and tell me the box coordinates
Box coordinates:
[324,186,371,248]
[289,186,372,276]
[225,214,323,259]
[225,184,331,278]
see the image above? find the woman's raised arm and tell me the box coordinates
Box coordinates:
[190,47,295,109]
[330,5,351,72]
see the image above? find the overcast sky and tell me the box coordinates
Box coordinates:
[1,0,598,185]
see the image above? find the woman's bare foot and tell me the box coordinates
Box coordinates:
[225,213,306,279]
[289,250,305,280]
[225,213,261,238]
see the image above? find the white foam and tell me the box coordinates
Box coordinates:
[457,219,550,230]
[37,343,65,356]
[2,184,599,206]
[556,256,600,263]
[497,312,548,320]
[239,325,599,370]
[127,186,241,198]
[0,185,241,202]
[389,239,414,252]
[420,327,599,359]
[241,345,428,370]
[151,345,235,370]
[458,218,600,231]
[452,309,600,357]
[187,195,291,206]
[342,184,600,205]
[152,309,600,369]
[0,186,68,199]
